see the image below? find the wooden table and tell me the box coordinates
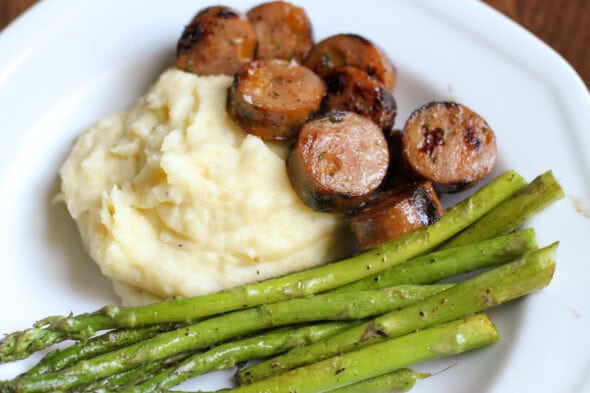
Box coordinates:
[1,0,588,87]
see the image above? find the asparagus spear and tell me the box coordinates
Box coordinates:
[323,368,429,393]
[236,243,557,384]
[22,324,176,377]
[199,314,499,393]
[72,352,190,393]
[122,322,356,393]
[440,170,563,250]
[2,285,449,392]
[174,369,428,393]
[331,228,537,293]
[0,170,525,362]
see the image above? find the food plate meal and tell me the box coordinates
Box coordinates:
[0,0,589,392]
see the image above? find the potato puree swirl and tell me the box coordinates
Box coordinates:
[60,69,352,305]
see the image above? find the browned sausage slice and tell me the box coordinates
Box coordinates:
[320,66,397,130]
[379,129,409,191]
[401,101,497,192]
[287,111,389,213]
[176,6,257,76]
[247,1,314,62]
[303,33,396,91]
[227,59,326,141]
[347,182,443,250]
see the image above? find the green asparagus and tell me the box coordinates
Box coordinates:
[236,243,557,384]
[175,369,428,393]
[2,285,449,392]
[440,170,563,250]
[123,322,356,393]
[331,228,537,293]
[0,170,525,362]
[324,369,429,393]
[208,314,499,393]
[22,324,176,377]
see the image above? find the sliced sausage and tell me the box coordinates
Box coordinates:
[287,111,389,213]
[303,33,396,91]
[401,101,497,192]
[227,59,326,141]
[320,66,397,130]
[247,1,314,62]
[176,6,257,76]
[347,182,443,250]
[379,129,409,191]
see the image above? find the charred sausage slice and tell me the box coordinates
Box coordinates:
[288,111,389,213]
[303,33,396,91]
[227,59,326,141]
[401,101,497,192]
[320,66,397,130]
[176,6,257,76]
[347,182,443,250]
[379,129,409,191]
[247,1,314,62]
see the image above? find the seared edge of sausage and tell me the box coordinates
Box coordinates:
[347,181,443,250]
[401,101,497,193]
[287,111,389,213]
[227,59,326,141]
[303,33,396,91]
[247,1,314,62]
[176,6,257,76]
[320,65,397,130]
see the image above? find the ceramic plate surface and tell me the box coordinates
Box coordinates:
[1,0,589,391]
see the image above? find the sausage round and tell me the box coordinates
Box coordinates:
[287,111,389,213]
[320,66,397,130]
[247,1,314,62]
[176,6,258,76]
[347,182,443,250]
[227,59,326,141]
[303,33,396,91]
[401,101,497,192]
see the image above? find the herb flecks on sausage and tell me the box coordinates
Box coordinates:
[176,6,258,76]
[247,1,314,62]
[227,59,326,141]
[288,111,389,213]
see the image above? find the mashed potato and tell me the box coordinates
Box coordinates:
[60,69,353,305]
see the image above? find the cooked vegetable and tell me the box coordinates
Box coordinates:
[0,170,526,362]
[122,322,354,393]
[235,243,557,384]
[440,170,564,249]
[332,228,538,293]
[223,314,500,393]
[1,285,450,392]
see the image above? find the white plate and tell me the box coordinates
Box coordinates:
[1,0,589,391]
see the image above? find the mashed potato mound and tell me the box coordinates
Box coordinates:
[60,69,352,305]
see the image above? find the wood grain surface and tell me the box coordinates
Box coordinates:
[0,0,588,87]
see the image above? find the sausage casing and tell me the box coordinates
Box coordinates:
[401,101,497,192]
[176,6,258,76]
[347,182,443,250]
[303,33,396,91]
[247,1,314,62]
[287,111,389,213]
[320,66,397,130]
